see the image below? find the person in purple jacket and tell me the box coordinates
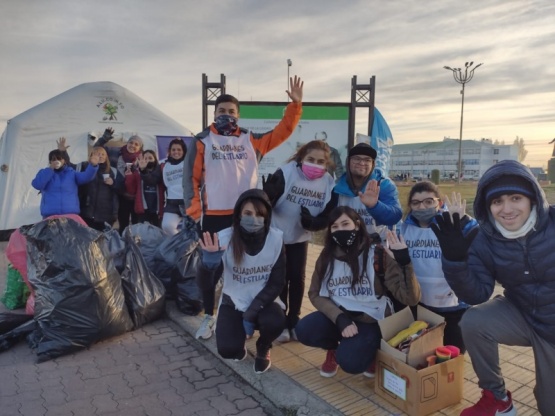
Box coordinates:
[32,149,99,218]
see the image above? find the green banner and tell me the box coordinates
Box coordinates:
[240,104,349,120]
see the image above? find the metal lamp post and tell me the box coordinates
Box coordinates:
[287,59,292,102]
[443,61,482,183]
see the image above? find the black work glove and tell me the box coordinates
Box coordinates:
[262,173,281,204]
[430,212,479,262]
[101,127,114,141]
[391,247,411,267]
[299,206,327,231]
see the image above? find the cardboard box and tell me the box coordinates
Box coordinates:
[374,306,463,416]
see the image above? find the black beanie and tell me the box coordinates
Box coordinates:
[485,175,535,205]
[348,143,377,160]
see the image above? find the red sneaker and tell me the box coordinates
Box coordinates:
[363,360,376,378]
[320,350,338,377]
[461,390,516,416]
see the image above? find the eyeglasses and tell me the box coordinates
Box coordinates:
[410,197,440,209]
[351,156,373,165]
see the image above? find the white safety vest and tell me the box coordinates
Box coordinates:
[338,195,387,241]
[163,161,184,200]
[319,252,389,321]
[203,131,258,211]
[272,161,335,244]
[219,227,284,312]
[400,223,459,308]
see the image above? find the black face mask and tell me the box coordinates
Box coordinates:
[331,230,357,247]
[146,162,156,170]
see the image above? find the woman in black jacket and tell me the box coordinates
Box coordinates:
[196,189,286,374]
[78,146,124,231]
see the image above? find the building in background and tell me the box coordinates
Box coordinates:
[389,137,518,180]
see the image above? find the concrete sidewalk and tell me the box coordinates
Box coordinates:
[0,241,539,415]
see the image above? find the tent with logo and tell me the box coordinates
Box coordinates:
[0,81,195,233]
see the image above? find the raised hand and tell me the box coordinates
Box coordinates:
[286,75,304,103]
[198,231,225,253]
[102,127,114,141]
[359,179,380,208]
[431,212,478,262]
[443,191,466,219]
[89,152,100,166]
[56,137,70,151]
[384,230,411,266]
[136,154,147,170]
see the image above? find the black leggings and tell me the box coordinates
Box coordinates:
[118,196,137,235]
[280,241,308,330]
[411,305,468,353]
[216,302,285,359]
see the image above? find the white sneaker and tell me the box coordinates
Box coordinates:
[196,315,215,340]
[276,328,291,343]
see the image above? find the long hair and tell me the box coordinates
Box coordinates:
[317,206,371,289]
[286,140,335,171]
[167,138,187,161]
[92,146,111,174]
[230,197,270,265]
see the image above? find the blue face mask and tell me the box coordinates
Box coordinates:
[214,115,238,136]
[240,215,265,233]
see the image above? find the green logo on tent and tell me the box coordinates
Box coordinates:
[96,97,125,121]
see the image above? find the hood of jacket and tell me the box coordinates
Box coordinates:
[474,160,549,236]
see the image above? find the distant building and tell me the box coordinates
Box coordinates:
[389,137,518,180]
[529,167,546,181]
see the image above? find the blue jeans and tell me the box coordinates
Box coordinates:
[296,311,381,374]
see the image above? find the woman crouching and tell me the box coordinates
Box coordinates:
[295,206,421,378]
[197,189,286,374]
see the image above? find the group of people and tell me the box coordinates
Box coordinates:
[32,129,188,237]
[31,74,554,415]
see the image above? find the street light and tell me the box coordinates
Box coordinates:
[287,59,292,102]
[443,61,482,183]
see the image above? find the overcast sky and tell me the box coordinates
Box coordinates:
[1,0,554,166]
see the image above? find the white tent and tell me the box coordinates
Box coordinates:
[0,81,195,231]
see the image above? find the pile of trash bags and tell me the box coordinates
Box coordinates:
[0,215,203,362]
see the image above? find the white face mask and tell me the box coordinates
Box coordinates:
[52,161,62,169]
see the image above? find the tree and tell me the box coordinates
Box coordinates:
[514,136,528,162]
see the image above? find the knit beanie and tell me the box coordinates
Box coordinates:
[348,143,377,160]
[485,175,535,205]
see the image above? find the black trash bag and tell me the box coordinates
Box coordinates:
[21,218,133,362]
[121,227,166,328]
[152,216,202,315]
[0,319,36,352]
[0,312,33,335]
[175,244,203,316]
[123,223,166,273]
[104,228,126,273]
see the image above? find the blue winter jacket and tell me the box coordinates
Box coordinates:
[32,164,98,218]
[441,160,555,344]
[333,168,402,226]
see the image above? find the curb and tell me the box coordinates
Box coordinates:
[166,302,343,416]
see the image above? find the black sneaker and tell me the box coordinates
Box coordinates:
[254,349,271,374]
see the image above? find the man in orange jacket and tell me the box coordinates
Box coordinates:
[183,75,304,340]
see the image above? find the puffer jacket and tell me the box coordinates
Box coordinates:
[441,160,555,344]
[78,162,123,224]
[32,164,98,218]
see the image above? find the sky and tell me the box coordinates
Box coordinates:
[1,0,554,167]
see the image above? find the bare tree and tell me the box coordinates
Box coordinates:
[514,136,528,162]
